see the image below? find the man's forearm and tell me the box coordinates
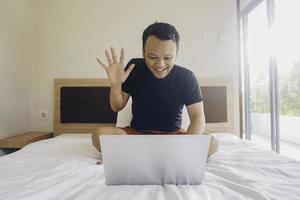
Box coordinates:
[186,117,205,135]
[110,85,125,112]
[187,118,218,157]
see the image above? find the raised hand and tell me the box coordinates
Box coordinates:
[96,47,135,86]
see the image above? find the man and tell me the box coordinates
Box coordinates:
[93,22,218,156]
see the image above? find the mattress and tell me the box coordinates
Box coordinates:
[0,133,299,200]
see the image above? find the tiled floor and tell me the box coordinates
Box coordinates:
[252,134,300,161]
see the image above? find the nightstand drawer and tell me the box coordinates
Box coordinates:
[0,132,53,148]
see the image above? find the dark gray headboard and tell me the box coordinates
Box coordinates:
[201,86,227,123]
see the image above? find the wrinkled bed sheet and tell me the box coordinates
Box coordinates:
[0,133,299,200]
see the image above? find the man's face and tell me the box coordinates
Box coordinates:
[143,36,177,79]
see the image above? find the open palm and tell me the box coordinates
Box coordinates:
[96,47,135,86]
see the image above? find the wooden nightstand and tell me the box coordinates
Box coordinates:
[0,132,53,149]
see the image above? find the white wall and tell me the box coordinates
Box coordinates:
[31,0,240,134]
[0,0,34,139]
[0,0,240,136]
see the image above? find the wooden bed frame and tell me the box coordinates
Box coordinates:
[53,78,234,136]
[54,79,115,136]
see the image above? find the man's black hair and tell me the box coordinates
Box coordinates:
[142,22,180,51]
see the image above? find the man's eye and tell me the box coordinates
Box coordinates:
[164,57,171,60]
[149,57,157,60]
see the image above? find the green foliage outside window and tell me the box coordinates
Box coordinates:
[251,60,300,116]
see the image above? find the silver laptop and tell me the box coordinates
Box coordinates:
[100,134,211,185]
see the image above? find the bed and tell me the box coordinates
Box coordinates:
[0,79,299,200]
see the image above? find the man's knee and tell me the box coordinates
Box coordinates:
[92,127,108,151]
[92,126,126,152]
[93,126,108,135]
[208,134,219,157]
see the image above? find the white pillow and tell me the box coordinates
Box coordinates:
[181,106,190,130]
[116,97,190,130]
[116,97,133,127]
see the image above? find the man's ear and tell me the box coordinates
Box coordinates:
[142,49,145,58]
[173,51,178,61]
[176,48,179,57]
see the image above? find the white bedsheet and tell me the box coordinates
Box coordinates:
[0,133,299,200]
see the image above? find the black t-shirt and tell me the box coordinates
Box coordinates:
[122,58,203,132]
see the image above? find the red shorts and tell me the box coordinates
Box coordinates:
[119,126,186,135]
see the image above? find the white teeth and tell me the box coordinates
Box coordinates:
[155,68,165,72]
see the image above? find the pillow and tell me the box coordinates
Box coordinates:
[116,97,190,130]
[116,98,133,127]
[181,106,190,130]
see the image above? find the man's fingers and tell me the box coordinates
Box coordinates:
[96,58,108,70]
[119,48,124,66]
[111,47,118,63]
[105,50,113,66]
[125,64,135,76]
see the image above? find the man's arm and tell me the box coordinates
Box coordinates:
[186,102,218,157]
[110,87,130,112]
[186,102,205,135]
[96,47,134,112]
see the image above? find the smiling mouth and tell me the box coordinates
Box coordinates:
[154,68,166,72]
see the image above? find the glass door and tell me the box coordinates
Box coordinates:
[241,1,272,150]
[275,0,300,160]
[241,0,300,160]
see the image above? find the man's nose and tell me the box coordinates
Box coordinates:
[155,59,165,67]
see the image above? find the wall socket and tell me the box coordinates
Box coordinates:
[39,110,48,120]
